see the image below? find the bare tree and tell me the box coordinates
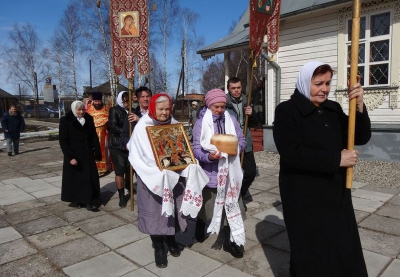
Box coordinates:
[201,58,225,92]
[176,8,204,95]
[74,0,117,98]
[0,23,51,95]
[53,4,84,99]
[150,0,180,93]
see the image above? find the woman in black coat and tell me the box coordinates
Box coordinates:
[273,61,371,277]
[59,101,102,211]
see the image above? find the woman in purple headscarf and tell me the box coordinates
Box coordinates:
[273,61,371,276]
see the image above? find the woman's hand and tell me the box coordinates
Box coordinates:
[348,76,364,113]
[208,151,222,160]
[340,149,359,167]
[70,159,78,166]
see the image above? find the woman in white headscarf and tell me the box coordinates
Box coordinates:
[59,101,102,211]
[273,61,371,276]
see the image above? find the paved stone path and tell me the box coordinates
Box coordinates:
[0,139,399,276]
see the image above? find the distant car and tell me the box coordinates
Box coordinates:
[23,105,59,118]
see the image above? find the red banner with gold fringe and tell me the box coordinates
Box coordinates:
[249,0,281,58]
[110,0,149,79]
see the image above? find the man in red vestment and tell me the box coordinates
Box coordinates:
[86,91,112,176]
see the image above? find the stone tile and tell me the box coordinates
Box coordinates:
[42,176,62,183]
[265,231,290,252]
[95,224,148,249]
[244,217,285,243]
[31,187,60,198]
[352,189,393,203]
[253,204,285,226]
[38,194,62,204]
[145,248,222,277]
[0,226,22,244]
[0,238,37,265]
[0,218,9,228]
[359,214,400,236]
[359,228,400,258]
[121,268,157,277]
[352,181,368,189]
[63,251,137,277]
[352,197,385,213]
[268,187,280,194]
[189,232,258,264]
[51,181,62,188]
[111,206,139,224]
[43,201,81,215]
[361,185,400,195]
[205,264,254,277]
[0,199,46,214]
[3,206,52,225]
[60,207,107,223]
[376,204,400,220]
[15,215,68,236]
[228,244,290,277]
[73,214,126,235]
[354,210,370,223]
[30,172,62,180]
[27,225,86,249]
[246,191,281,216]
[389,195,400,206]
[14,179,54,192]
[0,191,35,206]
[380,259,400,277]
[0,254,66,277]
[116,237,154,266]
[44,236,110,268]
[1,177,33,185]
[250,176,279,191]
[363,250,391,277]
[99,196,124,212]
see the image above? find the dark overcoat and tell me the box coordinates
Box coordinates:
[273,90,371,277]
[59,111,101,204]
[1,111,25,139]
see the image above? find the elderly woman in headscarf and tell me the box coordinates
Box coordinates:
[59,100,102,211]
[273,61,371,276]
[127,93,208,269]
[191,89,247,258]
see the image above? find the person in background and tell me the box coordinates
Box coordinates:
[120,86,152,148]
[189,101,199,127]
[192,89,247,258]
[273,61,371,276]
[226,77,259,199]
[1,105,25,156]
[108,91,130,207]
[59,101,101,211]
[86,91,112,176]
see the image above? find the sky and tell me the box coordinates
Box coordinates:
[0,0,248,96]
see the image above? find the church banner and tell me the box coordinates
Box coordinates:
[110,0,149,79]
[250,0,281,57]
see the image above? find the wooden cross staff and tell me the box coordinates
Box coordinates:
[346,0,362,189]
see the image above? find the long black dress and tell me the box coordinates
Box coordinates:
[59,111,101,205]
[273,90,371,277]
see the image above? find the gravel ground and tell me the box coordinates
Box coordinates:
[254,151,400,188]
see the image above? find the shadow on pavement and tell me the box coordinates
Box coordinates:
[19,147,51,154]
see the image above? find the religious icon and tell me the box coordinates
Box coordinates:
[118,11,139,37]
[146,123,196,171]
[256,0,273,15]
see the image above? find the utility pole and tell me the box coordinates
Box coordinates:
[34,72,40,119]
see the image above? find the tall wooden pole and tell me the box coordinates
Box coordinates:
[241,53,256,166]
[346,0,362,189]
[128,78,134,211]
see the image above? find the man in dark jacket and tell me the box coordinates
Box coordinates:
[120,86,152,147]
[226,77,259,199]
[109,91,131,207]
[1,105,25,156]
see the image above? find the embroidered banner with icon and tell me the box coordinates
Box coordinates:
[110,0,149,79]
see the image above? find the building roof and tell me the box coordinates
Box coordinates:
[0,88,18,99]
[84,81,129,96]
[197,0,351,59]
